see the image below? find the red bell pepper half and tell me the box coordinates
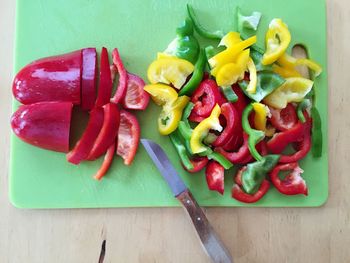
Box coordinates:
[95,47,113,107]
[269,103,297,131]
[232,166,270,203]
[13,50,82,105]
[66,107,104,164]
[189,79,225,121]
[11,102,73,153]
[81,48,97,111]
[122,73,150,110]
[183,156,209,173]
[110,48,128,104]
[87,103,120,160]
[116,110,140,165]
[94,143,116,180]
[205,161,225,195]
[269,162,308,195]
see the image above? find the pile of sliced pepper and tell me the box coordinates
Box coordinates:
[144,5,323,203]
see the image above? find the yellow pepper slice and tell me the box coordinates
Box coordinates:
[190,104,222,154]
[263,77,313,109]
[209,35,256,70]
[219,32,242,47]
[252,102,270,132]
[144,84,178,106]
[262,19,291,65]
[216,49,250,87]
[273,64,302,78]
[147,57,194,89]
[246,58,257,94]
[278,53,322,77]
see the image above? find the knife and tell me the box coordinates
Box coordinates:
[141,139,233,263]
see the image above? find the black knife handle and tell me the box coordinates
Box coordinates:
[177,190,233,263]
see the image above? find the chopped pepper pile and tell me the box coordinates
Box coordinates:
[144,5,323,203]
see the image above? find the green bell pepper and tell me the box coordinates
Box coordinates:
[311,107,322,158]
[207,152,233,170]
[297,99,311,123]
[221,86,238,102]
[179,49,206,96]
[237,7,262,39]
[178,102,195,154]
[250,50,272,72]
[241,154,280,194]
[242,103,265,161]
[169,130,194,170]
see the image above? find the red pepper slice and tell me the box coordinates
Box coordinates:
[11,102,73,153]
[183,156,209,173]
[269,103,297,131]
[116,110,140,165]
[232,166,270,203]
[67,107,104,164]
[189,79,225,121]
[93,143,116,180]
[216,133,252,164]
[122,73,150,110]
[212,103,240,147]
[81,48,97,111]
[269,162,308,195]
[205,161,224,195]
[110,48,128,104]
[231,84,248,113]
[13,50,82,105]
[95,47,113,107]
[87,103,120,160]
[279,133,311,163]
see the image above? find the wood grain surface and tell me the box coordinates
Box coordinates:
[1,0,349,262]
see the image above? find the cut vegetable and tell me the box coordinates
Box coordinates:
[122,73,150,110]
[94,143,116,180]
[81,48,97,111]
[95,47,113,107]
[110,48,128,104]
[206,161,225,195]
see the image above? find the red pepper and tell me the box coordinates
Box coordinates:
[189,79,225,121]
[232,166,270,203]
[279,132,311,163]
[87,103,120,160]
[231,84,248,113]
[122,73,150,110]
[183,156,209,173]
[11,102,73,153]
[95,47,113,107]
[269,103,297,131]
[205,161,224,195]
[110,48,128,104]
[67,107,104,164]
[116,110,140,165]
[269,162,308,195]
[13,50,82,105]
[216,133,252,164]
[212,103,240,147]
[93,143,116,180]
[81,48,97,111]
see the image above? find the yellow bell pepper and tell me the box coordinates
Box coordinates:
[252,102,270,133]
[246,58,257,94]
[190,104,222,154]
[144,84,189,135]
[262,19,291,65]
[263,77,314,109]
[273,64,302,78]
[147,57,194,89]
[209,35,256,71]
[278,53,322,77]
[219,32,242,47]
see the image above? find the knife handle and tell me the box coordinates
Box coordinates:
[177,190,233,263]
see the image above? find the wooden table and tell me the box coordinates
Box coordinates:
[1,1,349,262]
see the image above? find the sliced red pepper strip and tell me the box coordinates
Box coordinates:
[231,84,248,114]
[216,133,252,164]
[212,103,240,147]
[232,166,270,203]
[93,143,116,180]
[279,133,311,163]
[67,107,104,164]
[205,161,224,195]
[87,103,120,160]
[122,73,150,110]
[116,110,140,165]
[110,48,128,104]
[183,156,209,173]
[95,47,113,107]
[269,162,308,195]
[189,79,225,121]
[187,111,205,123]
[81,48,97,111]
[269,103,298,131]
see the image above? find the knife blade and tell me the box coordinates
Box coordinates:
[141,139,233,263]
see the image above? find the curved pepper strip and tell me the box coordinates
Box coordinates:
[237,8,262,38]
[207,152,233,170]
[187,4,224,40]
[245,58,257,94]
[311,107,322,157]
[219,32,241,47]
[96,47,113,107]
[206,161,225,195]
[252,102,270,133]
[169,130,194,171]
[250,50,272,72]
[297,99,311,123]
[216,133,251,164]
[190,104,222,154]
[184,156,208,173]
[179,49,206,96]
[94,143,115,180]
[242,103,265,161]
[278,53,322,78]
[110,48,128,104]
[269,162,308,195]
[273,64,302,78]
[269,103,298,131]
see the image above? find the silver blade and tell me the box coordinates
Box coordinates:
[141,139,187,197]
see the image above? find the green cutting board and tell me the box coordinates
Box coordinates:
[10,0,328,208]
